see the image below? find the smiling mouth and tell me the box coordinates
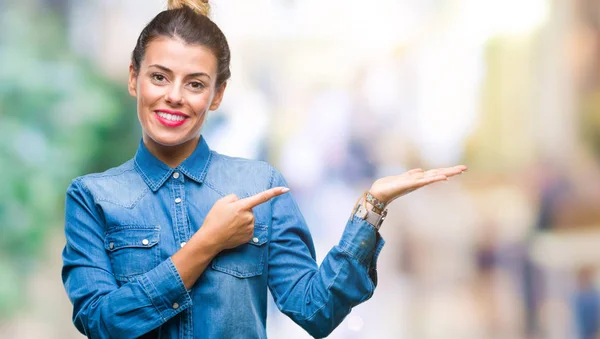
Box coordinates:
[154,111,189,127]
[156,111,186,122]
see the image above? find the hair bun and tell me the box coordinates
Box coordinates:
[168,0,210,17]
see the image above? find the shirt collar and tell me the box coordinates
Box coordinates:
[134,136,212,192]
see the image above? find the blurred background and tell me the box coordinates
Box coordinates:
[1,0,600,338]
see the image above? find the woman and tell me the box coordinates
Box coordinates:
[61,1,467,338]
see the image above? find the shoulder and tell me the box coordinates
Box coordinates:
[208,151,274,176]
[205,151,281,197]
[71,159,136,190]
[68,159,148,206]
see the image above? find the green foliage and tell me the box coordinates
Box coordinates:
[0,3,139,318]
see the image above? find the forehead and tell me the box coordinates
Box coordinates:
[142,36,217,75]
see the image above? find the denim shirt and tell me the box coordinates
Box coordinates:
[61,137,385,339]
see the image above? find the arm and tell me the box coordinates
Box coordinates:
[267,165,467,338]
[62,179,198,338]
[267,169,384,338]
[62,178,290,338]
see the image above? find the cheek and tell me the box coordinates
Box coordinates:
[138,82,163,108]
[189,92,213,112]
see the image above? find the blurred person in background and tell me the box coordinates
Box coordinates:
[573,266,600,339]
[60,0,467,338]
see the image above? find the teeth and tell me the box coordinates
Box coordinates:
[157,112,185,122]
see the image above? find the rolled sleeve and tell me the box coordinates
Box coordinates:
[338,216,386,267]
[139,257,192,321]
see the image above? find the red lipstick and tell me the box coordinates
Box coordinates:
[154,109,189,127]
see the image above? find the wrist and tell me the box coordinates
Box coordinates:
[353,199,387,231]
[365,190,387,212]
[172,228,221,290]
[363,200,378,213]
[194,227,223,257]
[368,186,389,204]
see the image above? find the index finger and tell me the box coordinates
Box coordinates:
[238,187,290,210]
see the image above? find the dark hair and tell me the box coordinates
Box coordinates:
[131,4,231,87]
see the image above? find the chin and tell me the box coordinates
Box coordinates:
[147,131,192,148]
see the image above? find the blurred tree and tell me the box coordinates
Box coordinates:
[0,2,139,319]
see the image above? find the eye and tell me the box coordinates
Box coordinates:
[151,73,167,82]
[189,81,205,90]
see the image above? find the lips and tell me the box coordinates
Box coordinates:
[154,110,189,127]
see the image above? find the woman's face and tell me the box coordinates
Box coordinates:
[128,36,225,148]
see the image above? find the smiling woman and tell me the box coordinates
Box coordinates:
[60,1,466,338]
[129,37,225,166]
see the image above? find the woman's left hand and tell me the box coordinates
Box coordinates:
[369,165,467,206]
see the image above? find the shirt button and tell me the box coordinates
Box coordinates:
[172,303,179,310]
[180,242,187,248]
[173,172,180,179]
[175,197,182,204]
[109,242,114,250]
[252,237,259,243]
[142,239,149,246]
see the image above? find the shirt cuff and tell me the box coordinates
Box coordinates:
[338,215,386,266]
[139,257,193,322]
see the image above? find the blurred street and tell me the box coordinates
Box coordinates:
[1,0,600,338]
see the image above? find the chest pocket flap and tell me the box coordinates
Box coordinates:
[105,227,160,251]
[211,225,269,278]
[104,226,160,280]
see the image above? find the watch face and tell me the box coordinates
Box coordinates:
[355,204,368,219]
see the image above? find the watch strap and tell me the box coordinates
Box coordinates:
[365,192,386,212]
[354,203,387,230]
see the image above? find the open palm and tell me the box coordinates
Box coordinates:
[370,165,467,205]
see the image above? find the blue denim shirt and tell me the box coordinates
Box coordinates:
[62,137,385,339]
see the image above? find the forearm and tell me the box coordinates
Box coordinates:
[171,226,221,289]
[67,258,192,338]
[272,217,385,338]
[284,255,375,338]
[268,167,385,337]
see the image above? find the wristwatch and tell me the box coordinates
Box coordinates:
[354,203,387,230]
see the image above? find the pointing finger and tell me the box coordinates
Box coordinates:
[238,187,290,210]
[222,193,239,203]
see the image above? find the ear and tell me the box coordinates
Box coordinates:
[209,82,227,111]
[128,63,138,98]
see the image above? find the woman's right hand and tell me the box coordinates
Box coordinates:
[198,186,290,253]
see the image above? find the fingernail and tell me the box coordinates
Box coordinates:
[281,187,290,193]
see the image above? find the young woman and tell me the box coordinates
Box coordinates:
[61,1,467,338]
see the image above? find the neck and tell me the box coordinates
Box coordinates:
[143,134,200,168]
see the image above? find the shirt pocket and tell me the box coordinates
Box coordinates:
[211,224,269,278]
[104,225,160,281]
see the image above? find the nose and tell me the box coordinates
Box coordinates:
[165,84,184,105]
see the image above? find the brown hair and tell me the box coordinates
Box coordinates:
[131,0,231,87]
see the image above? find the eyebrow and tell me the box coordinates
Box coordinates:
[148,64,211,79]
